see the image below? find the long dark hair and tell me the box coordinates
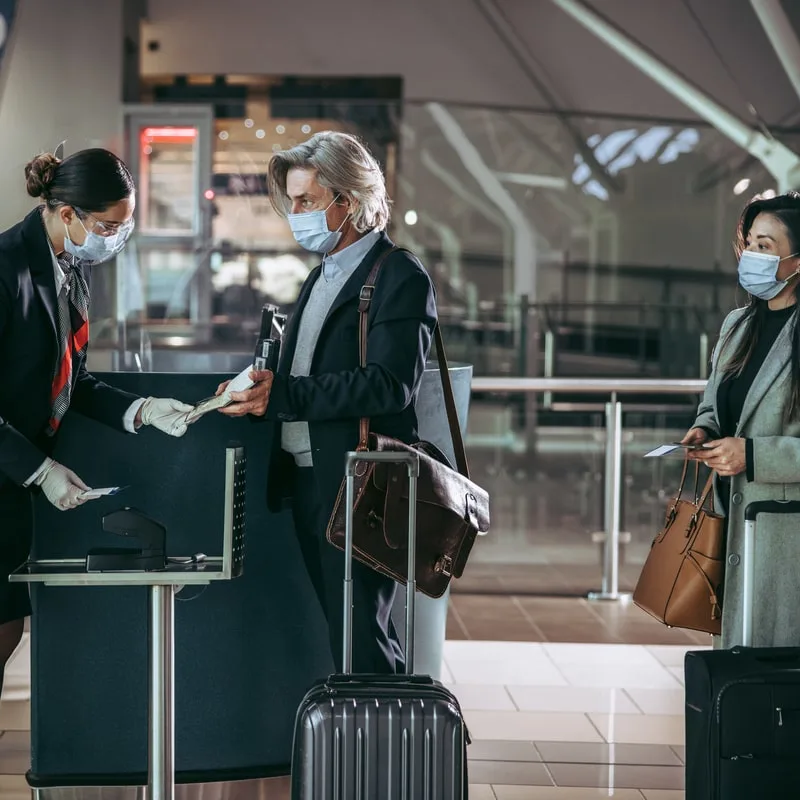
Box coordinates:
[24,148,134,213]
[720,191,800,419]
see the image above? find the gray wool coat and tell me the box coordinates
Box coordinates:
[694,306,800,648]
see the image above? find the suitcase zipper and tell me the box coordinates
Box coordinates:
[714,676,800,795]
[713,676,766,798]
[715,677,766,724]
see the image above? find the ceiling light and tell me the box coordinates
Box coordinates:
[404,210,418,226]
[733,178,751,195]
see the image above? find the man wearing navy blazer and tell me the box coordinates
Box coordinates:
[220,132,437,674]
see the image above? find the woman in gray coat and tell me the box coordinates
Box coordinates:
[682,191,800,648]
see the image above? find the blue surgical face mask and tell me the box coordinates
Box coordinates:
[64,214,134,265]
[287,195,349,253]
[738,249,800,300]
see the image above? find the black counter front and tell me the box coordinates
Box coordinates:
[28,373,334,785]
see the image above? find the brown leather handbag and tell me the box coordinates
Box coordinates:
[633,456,726,635]
[325,248,490,599]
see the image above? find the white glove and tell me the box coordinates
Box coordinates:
[35,459,93,512]
[140,397,195,437]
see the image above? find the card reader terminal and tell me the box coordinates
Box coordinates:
[86,507,167,572]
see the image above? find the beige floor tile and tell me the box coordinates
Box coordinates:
[645,645,706,668]
[640,791,684,800]
[469,740,542,762]
[469,786,498,800]
[543,644,659,668]
[465,710,604,742]
[444,642,567,686]
[548,763,683,790]
[0,699,30,732]
[493,787,645,799]
[624,689,685,716]
[0,731,30,752]
[0,635,31,734]
[470,760,553,786]
[0,773,30,800]
[440,659,455,684]
[174,777,290,798]
[666,667,684,686]
[508,686,640,714]
[2,635,30,694]
[535,741,681,767]
[557,663,681,690]
[589,714,685,746]
[447,684,517,711]
[0,747,30,774]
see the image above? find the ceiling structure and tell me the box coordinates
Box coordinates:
[143,0,800,127]
[140,0,800,300]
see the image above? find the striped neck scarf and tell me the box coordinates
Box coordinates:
[47,252,90,436]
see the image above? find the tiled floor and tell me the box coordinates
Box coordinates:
[452,561,648,598]
[0,626,697,798]
[448,592,714,647]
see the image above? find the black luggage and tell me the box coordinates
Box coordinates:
[685,500,800,799]
[290,450,469,799]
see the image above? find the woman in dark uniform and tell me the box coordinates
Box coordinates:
[0,148,194,689]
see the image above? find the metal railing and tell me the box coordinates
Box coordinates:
[469,377,708,600]
[471,377,707,394]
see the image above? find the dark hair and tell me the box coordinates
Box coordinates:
[24,148,134,213]
[721,191,800,419]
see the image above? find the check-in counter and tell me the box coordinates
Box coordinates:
[28,372,332,786]
[27,362,473,788]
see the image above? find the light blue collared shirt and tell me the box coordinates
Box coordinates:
[321,229,381,282]
[282,230,381,466]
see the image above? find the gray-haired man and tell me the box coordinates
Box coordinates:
[221,132,437,674]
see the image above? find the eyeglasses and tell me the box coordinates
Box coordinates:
[74,207,135,238]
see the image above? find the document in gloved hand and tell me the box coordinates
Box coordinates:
[79,486,128,500]
[186,365,256,423]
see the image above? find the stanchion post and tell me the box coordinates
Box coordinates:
[699,332,709,380]
[589,400,630,602]
[149,584,175,800]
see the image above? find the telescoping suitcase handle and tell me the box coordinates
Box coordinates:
[742,500,800,646]
[343,450,420,675]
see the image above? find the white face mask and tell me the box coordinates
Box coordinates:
[64,213,134,265]
[738,249,800,300]
[287,195,350,253]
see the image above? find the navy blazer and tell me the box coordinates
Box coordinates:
[0,208,139,488]
[264,233,437,514]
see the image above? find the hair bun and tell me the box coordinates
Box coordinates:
[24,153,61,199]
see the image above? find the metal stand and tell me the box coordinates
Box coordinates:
[589,401,631,602]
[12,446,247,800]
[149,585,175,800]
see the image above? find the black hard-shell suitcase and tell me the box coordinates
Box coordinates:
[685,500,800,799]
[290,450,469,799]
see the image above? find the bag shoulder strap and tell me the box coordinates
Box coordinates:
[357,246,470,478]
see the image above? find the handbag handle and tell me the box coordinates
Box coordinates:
[695,472,716,515]
[356,246,470,479]
[674,455,702,506]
